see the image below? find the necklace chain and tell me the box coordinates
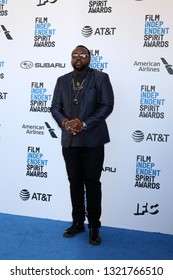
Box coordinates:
[72,78,85,105]
[72,78,85,90]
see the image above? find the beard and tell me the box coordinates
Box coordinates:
[72,61,90,72]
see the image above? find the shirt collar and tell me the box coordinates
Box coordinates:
[73,67,89,79]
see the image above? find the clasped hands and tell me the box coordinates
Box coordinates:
[62,118,84,135]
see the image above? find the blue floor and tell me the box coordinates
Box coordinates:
[0,213,173,260]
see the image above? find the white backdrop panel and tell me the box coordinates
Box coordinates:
[0,0,173,235]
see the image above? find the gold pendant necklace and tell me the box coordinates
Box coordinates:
[72,78,85,90]
[72,78,85,105]
[76,82,80,88]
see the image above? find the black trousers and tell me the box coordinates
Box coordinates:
[62,145,104,228]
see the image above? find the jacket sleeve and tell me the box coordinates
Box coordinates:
[50,78,67,129]
[84,73,114,131]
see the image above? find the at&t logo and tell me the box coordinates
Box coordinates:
[132,130,144,142]
[132,130,170,142]
[81,25,116,37]
[20,189,52,202]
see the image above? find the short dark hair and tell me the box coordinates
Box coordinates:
[75,45,91,57]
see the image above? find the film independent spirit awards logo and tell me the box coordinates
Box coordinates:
[0,1,8,16]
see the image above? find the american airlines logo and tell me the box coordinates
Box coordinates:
[0,25,13,39]
[160,58,173,75]
[45,122,58,138]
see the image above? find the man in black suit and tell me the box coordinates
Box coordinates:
[51,45,114,245]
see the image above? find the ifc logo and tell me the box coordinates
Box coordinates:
[132,130,145,142]
[81,26,93,37]
[20,189,30,201]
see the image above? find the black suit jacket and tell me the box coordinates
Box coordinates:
[51,68,114,147]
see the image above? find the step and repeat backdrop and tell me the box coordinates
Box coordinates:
[0,0,173,235]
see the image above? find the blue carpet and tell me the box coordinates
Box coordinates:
[0,213,173,260]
